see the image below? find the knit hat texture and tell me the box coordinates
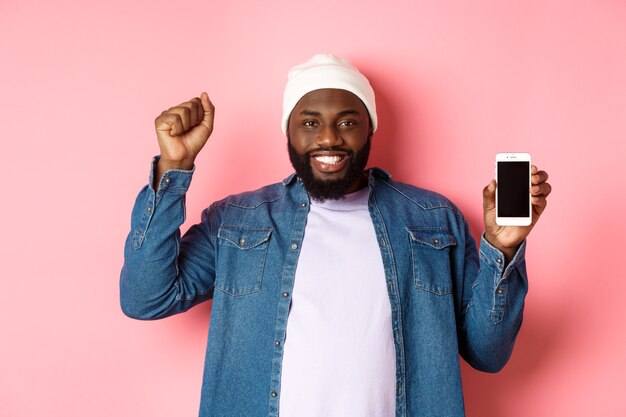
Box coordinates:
[282,54,377,134]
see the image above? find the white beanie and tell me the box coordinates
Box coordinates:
[281,54,377,134]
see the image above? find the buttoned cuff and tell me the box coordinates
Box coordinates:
[479,233,526,278]
[148,155,195,194]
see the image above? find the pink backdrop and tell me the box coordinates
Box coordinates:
[2,0,625,415]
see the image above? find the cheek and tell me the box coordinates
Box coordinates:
[347,130,370,149]
[288,131,314,153]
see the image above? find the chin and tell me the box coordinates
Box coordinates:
[287,137,371,202]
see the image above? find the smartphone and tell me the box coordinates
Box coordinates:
[495,153,532,226]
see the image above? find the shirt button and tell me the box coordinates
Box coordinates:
[388,282,393,291]
[271,391,277,398]
[164,178,170,183]
[300,202,307,208]
[282,292,289,298]
[275,340,281,347]
[146,206,151,212]
[239,238,246,245]
[379,239,386,246]
[433,239,439,245]
[496,258,503,264]
[291,243,298,250]
[496,288,503,294]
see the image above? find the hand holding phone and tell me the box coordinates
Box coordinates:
[483,154,551,261]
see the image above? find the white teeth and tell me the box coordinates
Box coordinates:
[314,155,344,164]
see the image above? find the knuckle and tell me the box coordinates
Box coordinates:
[156,110,167,120]
[155,112,171,126]
[170,114,182,126]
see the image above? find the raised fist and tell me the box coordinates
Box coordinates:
[154,92,215,170]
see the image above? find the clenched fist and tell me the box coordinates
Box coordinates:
[153,93,215,187]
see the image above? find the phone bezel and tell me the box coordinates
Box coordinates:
[495,152,532,226]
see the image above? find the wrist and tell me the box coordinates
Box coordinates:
[484,234,518,262]
[499,247,517,263]
[153,157,194,191]
[157,157,194,171]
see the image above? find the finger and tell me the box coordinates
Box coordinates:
[155,113,184,137]
[532,195,548,217]
[483,180,496,212]
[166,105,193,132]
[190,97,203,126]
[530,182,552,196]
[200,92,215,132]
[532,195,548,207]
[531,169,549,185]
[180,98,202,127]
[178,100,199,129]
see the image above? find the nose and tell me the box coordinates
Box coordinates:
[315,125,343,148]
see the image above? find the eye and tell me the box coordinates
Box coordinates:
[338,120,357,127]
[303,120,318,127]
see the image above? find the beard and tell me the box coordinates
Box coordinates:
[287,138,371,202]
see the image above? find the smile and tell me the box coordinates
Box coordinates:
[310,152,350,173]
[313,155,345,165]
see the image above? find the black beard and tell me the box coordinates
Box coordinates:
[287,138,371,202]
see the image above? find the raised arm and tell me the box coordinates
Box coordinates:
[457,165,551,371]
[120,94,218,320]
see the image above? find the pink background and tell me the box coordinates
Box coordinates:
[1,0,625,416]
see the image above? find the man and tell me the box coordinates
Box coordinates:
[121,54,551,417]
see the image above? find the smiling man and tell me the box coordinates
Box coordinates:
[287,87,372,200]
[121,54,551,417]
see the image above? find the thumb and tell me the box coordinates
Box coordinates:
[483,179,496,212]
[200,92,215,133]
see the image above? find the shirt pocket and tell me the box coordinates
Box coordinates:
[216,225,273,297]
[406,228,457,296]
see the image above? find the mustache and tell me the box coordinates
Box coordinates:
[305,146,354,157]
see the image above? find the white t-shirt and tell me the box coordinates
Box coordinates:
[279,187,396,417]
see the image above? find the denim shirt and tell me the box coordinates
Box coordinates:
[120,159,528,417]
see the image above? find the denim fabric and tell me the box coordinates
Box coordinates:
[121,157,528,417]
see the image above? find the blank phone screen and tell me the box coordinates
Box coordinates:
[497,161,530,217]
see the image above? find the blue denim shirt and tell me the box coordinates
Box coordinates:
[120,158,528,417]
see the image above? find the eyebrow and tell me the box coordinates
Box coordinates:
[298,109,361,117]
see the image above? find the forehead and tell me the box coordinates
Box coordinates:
[292,88,367,114]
